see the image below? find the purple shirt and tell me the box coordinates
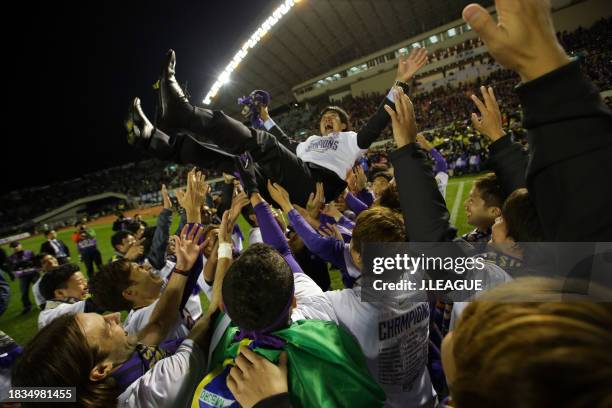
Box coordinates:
[253,202,302,274]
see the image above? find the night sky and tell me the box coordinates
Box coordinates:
[5,0,278,193]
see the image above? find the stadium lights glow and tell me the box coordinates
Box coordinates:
[202,0,302,105]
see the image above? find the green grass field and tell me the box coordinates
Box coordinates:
[0,174,478,346]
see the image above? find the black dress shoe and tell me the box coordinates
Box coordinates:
[156,49,194,132]
[126,97,154,147]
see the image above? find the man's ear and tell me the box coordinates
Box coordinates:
[54,288,67,300]
[340,122,347,131]
[89,360,113,382]
[291,295,297,309]
[490,206,502,218]
[122,287,137,302]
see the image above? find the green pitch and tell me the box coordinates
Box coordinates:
[0,173,478,346]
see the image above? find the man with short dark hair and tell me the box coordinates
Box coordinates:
[6,242,39,314]
[193,196,386,408]
[40,230,70,264]
[110,230,143,263]
[31,253,59,308]
[37,263,92,329]
[462,173,505,244]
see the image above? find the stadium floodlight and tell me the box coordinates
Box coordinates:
[202,0,302,105]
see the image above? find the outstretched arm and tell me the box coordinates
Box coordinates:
[138,224,207,346]
[267,181,346,268]
[470,86,527,197]
[357,47,428,149]
[386,88,457,242]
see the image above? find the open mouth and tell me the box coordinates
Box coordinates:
[325,124,334,132]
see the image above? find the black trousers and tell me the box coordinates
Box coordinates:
[81,250,103,277]
[150,111,347,207]
[19,273,38,310]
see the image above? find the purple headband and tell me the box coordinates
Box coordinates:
[231,286,295,349]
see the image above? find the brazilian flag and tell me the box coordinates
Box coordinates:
[192,318,386,408]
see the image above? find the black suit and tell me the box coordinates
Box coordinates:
[40,239,71,263]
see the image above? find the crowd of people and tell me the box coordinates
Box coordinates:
[1,2,612,407]
[1,19,610,234]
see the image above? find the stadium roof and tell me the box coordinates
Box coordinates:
[203,0,493,113]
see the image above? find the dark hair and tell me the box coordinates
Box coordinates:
[12,313,119,408]
[34,252,53,268]
[320,106,352,131]
[352,207,406,255]
[502,188,543,242]
[377,184,401,211]
[474,173,504,209]
[89,260,134,311]
[39,263,81,301]
[241,204,257,228]
[222,244,294,331]
[124,221,143,235]
[44,229,54,237]
[111,231,132,251]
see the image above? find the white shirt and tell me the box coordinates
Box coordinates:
[248,227,263,246]
[449,262,513,330]
[117,339,207,408]
[31,278,45,308]
[123,297,200,341]
[38,300,86,329]
[291,274,435,408]
[296,131,366,180]
[435,172,449,198]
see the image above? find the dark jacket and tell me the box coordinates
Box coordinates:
[40,239,71,259]
[517,59,612,241]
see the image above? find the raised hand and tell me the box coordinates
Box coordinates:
[125,238,145,261]
[470,86,505,142]
[354,165,368,192]
[416,133,434,151]
[267,180,293,213]
[462,0,570,82]
[229,191,250,225]
[384,87,417,148]
[319,223,343,241]
[176,168,208,222]
[396,47,429,82]
[306,182,325,219]
[161,184,172,210]
[173,224,208,271]
[321,202,343,222]
[218,210,235,245]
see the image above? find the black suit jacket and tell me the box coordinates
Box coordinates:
[40,240,71,258]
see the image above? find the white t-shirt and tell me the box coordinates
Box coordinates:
[123,296,201,341]
[435,172,449,198]
[291,274,435,408]
[31,278,45,308]
[117,339,207,408]
[449,262,513,330]
[248,227,263,246]
[38,300,86,329]
[296,131,366,179]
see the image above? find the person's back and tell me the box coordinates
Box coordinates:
[194,244,386,408]
[296,277,434,408]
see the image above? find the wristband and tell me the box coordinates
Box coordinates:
[218,243,233,259]
[173,266,189,277]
